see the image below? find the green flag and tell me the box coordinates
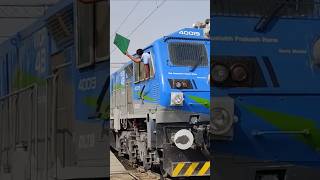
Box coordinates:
[113,33,130,54]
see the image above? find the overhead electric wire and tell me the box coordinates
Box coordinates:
[127,0,167,38]
[110,0,167,72]
[110,0,143,56]
[110,0,167,56]
[111,0,142,38]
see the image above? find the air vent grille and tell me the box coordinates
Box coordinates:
[47,7,73,46]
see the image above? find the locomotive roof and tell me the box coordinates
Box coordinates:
[112,27,209,76]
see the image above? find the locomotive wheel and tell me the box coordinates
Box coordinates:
[128,141,138,163]
[128,151,136,163]
[143,157,152,170]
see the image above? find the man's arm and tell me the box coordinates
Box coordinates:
[126,53,141,63]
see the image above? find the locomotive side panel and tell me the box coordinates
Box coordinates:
[71,0,109,177]
[0,19,53,179]
[0,0,110,179]
[212,1,320,179]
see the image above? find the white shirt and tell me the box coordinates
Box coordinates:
[141,52,151,65]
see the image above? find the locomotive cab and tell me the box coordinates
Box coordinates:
[110,27,211,177]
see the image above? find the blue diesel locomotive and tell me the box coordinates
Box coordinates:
[0,0,109,179]
[110,26,211,178]
[212,0,320,180]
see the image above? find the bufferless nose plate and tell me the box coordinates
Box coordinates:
[174,129,194,150]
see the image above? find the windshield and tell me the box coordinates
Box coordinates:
[168,42,208,67]
[212,0,316,18]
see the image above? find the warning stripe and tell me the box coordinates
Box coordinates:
[184,162,199,176]
[197,161,210,176]
[171,161,210,177]
[172,162,185,177]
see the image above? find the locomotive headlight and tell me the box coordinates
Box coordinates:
[175,81,182,88]
[173,129,194,150]
[212,64,229,83]
[211,107,233,135]
[231,64,248,82]
[168,79,193,89]
[170,92,184,106]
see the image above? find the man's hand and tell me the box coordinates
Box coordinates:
[125,52,132,59]
[125,52,140,63]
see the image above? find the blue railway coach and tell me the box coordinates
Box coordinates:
[0,0,109,179]
[212,0,320,180]
[110,27,211,178]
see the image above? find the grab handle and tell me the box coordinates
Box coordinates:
[252,129,310,136]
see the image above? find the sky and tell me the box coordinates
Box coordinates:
[110,0,210,73]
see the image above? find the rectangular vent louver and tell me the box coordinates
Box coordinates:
[47,7,73,46]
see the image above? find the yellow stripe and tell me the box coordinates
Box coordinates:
[197,161,210,176]
[184,162,199,176]
[172,162,185,177]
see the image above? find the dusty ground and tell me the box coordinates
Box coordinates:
[110,150,163,180]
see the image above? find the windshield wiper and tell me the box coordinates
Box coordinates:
[190,56,204,72]
[254,0,290,32]
[190,60,201,72]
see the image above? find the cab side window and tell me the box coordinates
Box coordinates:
[76,2,94,67]
[125,64,133,81]
[76,0,109,68]
[139,61,146,80]
[95,0,109,61]
[148,53,154,78]
[134,51,155,83]
[134,62,140,82]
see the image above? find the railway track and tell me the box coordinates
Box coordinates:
[111,148,210,180]
[129,169,163,180]
[111,148,170,180]
[111,171,163,180]
[110,171,159,180]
